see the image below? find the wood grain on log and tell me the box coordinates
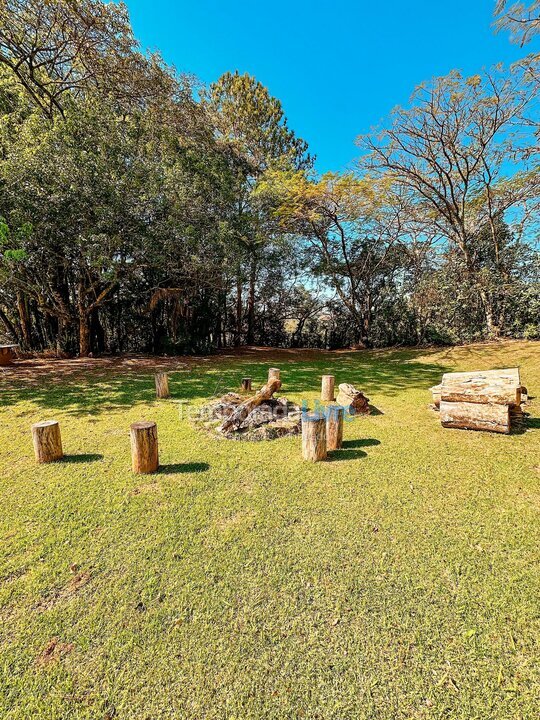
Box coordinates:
[441,369,521,406]
[302,414,327,462]
[155,372,170,399]
[32,420,63,463]
[321,375,335,402]
[440,401,510,434]
[326,405,344,450]
[336,383,370,415]
[241,378,252,391]
[130,421,159,473]
[268,368,281,382]
[219,378,282,434]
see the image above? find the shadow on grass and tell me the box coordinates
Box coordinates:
[342,438,381,449]
[158,462,210,475]
[0,348,455,418]
[62,453,104,463]
[328,448,368,461]
[526,417,540,430]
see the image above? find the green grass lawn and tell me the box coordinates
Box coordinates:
[1,341,539,719]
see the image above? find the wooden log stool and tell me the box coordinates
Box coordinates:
[155,372,170,399]
[32,420,63,463]
[130,421,159,473]
[302,414,327,462]
[321,375,335,402]
[241,377,252,391]
[326,405,344,450]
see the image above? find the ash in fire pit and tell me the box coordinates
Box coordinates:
[196,379,302,441]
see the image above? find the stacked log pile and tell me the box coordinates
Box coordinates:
[433,368,526,434]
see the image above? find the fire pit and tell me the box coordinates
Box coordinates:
[195,379,302,441]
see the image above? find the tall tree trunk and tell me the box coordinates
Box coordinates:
[79,312,91,356]
[479,288,497,337]
[246,253,256,345]
[0,308,19,343]
[234,272,242,346]
[77,284,91,357]
[16,292,31,348]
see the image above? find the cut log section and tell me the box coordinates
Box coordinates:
[321,375,335,402]
[130,421,159,473]
[155,372,170,399]
[336,383,370,415]
[219,378,282,434]
[440,368,521,406]
[440,401,510,435]
[430,384,442,408]
[268,368,281,382]
[302,414,327,462]
[241,378,252,391]
[326,405,344,450]
[32,420,63,463]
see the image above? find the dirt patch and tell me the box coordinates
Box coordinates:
[34,570,92,612]
[36,638,74,667]
[0,346,340,385]
[131,482,161,496]
[214,510,256,532]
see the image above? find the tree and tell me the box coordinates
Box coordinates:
[258,170,408,346]
[360,65,540,336]
[0,0,178,119]
[204,71,311,344]
[494,1,540,45]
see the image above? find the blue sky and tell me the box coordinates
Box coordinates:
[125,0,536,173]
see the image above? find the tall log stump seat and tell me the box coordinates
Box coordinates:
[32,420,63,463]
[130,421,159,473]
[326,405,344,451]
[302,414,327,462]
[0,344,19,366]
[437,368,525,434]
[321,375,335,402]
[155,372,170,399]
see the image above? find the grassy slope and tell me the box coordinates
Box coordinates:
[0,341,539,720]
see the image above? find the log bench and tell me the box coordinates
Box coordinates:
[436,367,525,434]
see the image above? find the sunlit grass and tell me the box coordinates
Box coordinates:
[1,341,539,719]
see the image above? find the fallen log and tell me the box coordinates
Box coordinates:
[440,401,510,434]
[219,378,282,434]
[336,383,370,415]
[440,369,521,407]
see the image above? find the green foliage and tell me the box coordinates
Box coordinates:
[0,1,537,355]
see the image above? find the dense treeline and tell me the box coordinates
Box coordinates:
[0,0,538,356]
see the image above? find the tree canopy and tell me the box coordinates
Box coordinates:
[0,0,538,355]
